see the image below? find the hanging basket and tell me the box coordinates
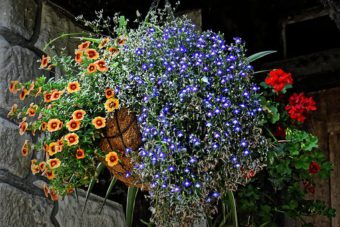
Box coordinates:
[99,108,147,189]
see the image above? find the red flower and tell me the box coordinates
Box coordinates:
[285,93,317,123]
[265,69,293,93]
[274,124,286,139]
[308,161,321,174]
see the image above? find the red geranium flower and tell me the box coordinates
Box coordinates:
[265,69,293,93]
[308,161,321,174]
[285,93,317,123]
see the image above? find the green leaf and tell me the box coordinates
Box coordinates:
[246,51,277,63]
[126,187,138,227]
[72,37,101,43]
[99,177,117,214]
[82,162,105,214]
[226,191,239,227]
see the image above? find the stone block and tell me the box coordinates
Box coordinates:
[0,0,37,40]
[0,118,31,178]
[56,189,126,226]
[0,183,54,227]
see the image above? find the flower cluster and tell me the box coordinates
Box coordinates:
[265,68,293,93]
[8,36,126,196]
[119,17,268,224]
[285,92,317,122]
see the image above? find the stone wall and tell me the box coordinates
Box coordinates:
[0,0,125,226]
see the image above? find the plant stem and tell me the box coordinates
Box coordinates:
[43,32,87,51]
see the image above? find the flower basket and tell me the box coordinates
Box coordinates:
[98,108,147,189]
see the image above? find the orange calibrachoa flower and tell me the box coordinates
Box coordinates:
[46,170,55,180]
[39,161,47,172]
[57,137,64,149]
[108,47,119,56]
[43,184,49,198]
[85,49,99,60]
[27,106,36,117]
[66,186,74,194]
[67,81,80,93]
[92,116,106,129]
[49,189,59,201]
[76,148,85,159]
[51,90,63,101]
[21,140,29,156]
[35,87,42,97]
[19,121,28,135]
[87,63,97,74]
[40,55,51,69]
[47,119,63,132]
[75,50,83,64]
[65,133,79,146]
[43,144,49,153]
[40,122,48,131]
[28,82,35,94]
[104,98,119,112]
[72,109,86,121]
[105,151,119,167]
[44,92,52,102]
[19,89,28,100]
[66,119,81,132]
[78,41,91,50]
[105,88,115,99]
[99,37,110,49]
[31,163,40,175]
[48,142,59,156]
[47,158,61,169]
[95,59,108,72]
[117,36,127,45]
[9,81,19,94]
[7,104,18,117]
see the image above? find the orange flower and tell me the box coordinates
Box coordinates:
[87,63,97,74]
[40,55,51,69]
[35,87,42,97]
[46,170,55,180]
[92,116,106,129]
[40,122,48,131]
[75,50,83,64]
[76,148,85,159]
[51,90,63,101]
[9,81,19,94]
[104,98,119,112]
[105,151,119,167]
[39,161,47,172]
[31,163,40,175]
[95,59,108,72]
[21,140,29,157]
[47,158,61,169]
[66,186,74,194]
[19,121,28,135]
[27,106,36,117]
[78,41,91,50]
[85,49,99,60]
[44,92,52,102]
[66,119,81,132]
[117,36,127,45]
[19,89,28,100]
[43,144,49,153]
[48,142,59,156]
[47,119,63,132]
[28,82,35,94]
[108,47,120,57]
[31,159,37,165]
[67,81,80,93]
[49,189,59,201]
[72,110,86,121]
[99,37,110,49]
[7,104,18,117]
[105,88,115,99]
[65,133,79,146]
[57,137,64,148]
[43,184,49,198]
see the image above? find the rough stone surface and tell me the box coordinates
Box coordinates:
[56,189,126,227]
[0,0,37,40]
[0,118,31,178]
[35,2,83,56]
[0,36,41,113]
[0,183,54,227]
